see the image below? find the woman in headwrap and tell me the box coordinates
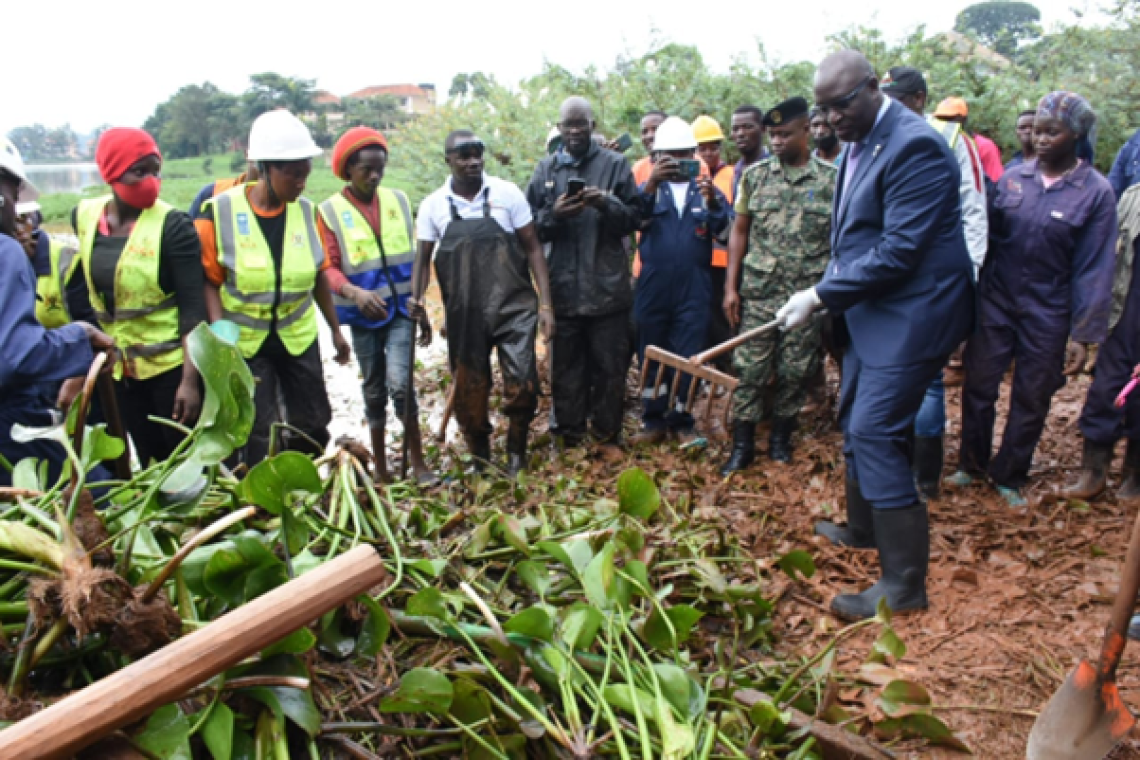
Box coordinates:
[68,127,206,465]
[948,92,1118,506]
[317,127,435,484]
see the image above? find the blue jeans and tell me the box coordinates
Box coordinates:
[915,375,945,437]
[350,317,417,430]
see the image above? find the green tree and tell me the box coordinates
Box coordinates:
[243,73,318,119]
[955,1,1042,57]
[7,125,51,161]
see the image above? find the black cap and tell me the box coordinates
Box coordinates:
[881,66,927,95]
[762,97,809,127]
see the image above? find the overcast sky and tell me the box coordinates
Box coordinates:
[7,0,1102,136]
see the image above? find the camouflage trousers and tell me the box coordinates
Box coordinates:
[731,298,823,423]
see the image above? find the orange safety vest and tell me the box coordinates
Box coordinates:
[709,163,734,268]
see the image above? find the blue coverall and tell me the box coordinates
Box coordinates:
[959,160,1117,487]
[1079,237,1140,445]
[0,233,96,486]
[634,181,728,432]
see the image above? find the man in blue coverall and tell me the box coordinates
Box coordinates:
[0,138,114,486]
[632,117,729,445]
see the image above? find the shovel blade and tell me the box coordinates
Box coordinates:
[1027,660,1135,760]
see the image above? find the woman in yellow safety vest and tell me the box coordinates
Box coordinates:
[197,110,351,466]
[318,127,435,484]
[68,127,205,465]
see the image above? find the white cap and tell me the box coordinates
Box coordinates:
[652,116,697,152]
[16,201,41,215]
[247,110,322,162]
[0,138,39,202]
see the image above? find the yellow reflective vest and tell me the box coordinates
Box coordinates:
[76,197,183,380]
[317,188,415,328]
[35,237,79,329]
[207,185,323,358]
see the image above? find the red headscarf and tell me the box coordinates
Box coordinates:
[332,127,388,180]
[95,128,161,184]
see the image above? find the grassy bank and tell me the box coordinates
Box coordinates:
[39,152,416,231]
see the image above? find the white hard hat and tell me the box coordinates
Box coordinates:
[0,138,39,202]
[16,201,41,215]
[652,116,697,152]
[247,110,322,162]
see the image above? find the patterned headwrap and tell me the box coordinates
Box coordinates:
[1037,91,1098,162]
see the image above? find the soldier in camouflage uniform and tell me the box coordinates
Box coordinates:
[721,97,837,472]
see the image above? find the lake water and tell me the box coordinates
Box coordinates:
[25,163,103,195]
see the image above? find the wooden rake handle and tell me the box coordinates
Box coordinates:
[690,319,783,366]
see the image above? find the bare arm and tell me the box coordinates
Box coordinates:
[517,223,555,341]
[203,283,224,323]
[723,213,752,329]
[315,271,351,364]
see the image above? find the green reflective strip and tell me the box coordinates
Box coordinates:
[100,293,177,322]
[56,246,78,294]
[216,193,237,271]
[393,190,414,243]
[276,296,314,328]
[298,199,323,268]
[222,310,270,331]
[123,341,182,359]
[223,281,308,306]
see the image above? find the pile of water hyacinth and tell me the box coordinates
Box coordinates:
[0,324,969,758]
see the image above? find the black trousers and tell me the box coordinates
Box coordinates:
[116,367,187,466]
[551,310,630,443]
[245,333,332,466]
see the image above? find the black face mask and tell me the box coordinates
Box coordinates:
[814,133,839,152]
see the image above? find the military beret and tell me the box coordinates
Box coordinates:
[763,97,809,127]
[881,66,927,95]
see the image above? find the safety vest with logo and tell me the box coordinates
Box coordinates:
[927,116,984,193]
[76,197,183,380]
[208,185,323,359]
[317,188,415,329]
[35,237,79,329]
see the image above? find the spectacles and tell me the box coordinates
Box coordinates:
[447,140,485,159]
[815,77,872,115]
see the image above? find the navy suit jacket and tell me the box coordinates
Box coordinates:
[816,99,975,368]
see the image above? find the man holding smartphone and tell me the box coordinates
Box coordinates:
[632,117,729,445]
[526,96,642,455]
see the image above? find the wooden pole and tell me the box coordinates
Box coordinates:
[0,544,388,760]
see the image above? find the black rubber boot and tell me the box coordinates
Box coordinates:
[506,421,529,477]
[830,503,930,621]
[768,417,795,463]
[1119,439,1140,501]
[913,435,944,500]
[720,422,755,475]
[465,434,491,473]
[815,476,875,548]
[1062,439,1112,501]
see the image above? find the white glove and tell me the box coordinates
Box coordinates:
[776,287,822,330]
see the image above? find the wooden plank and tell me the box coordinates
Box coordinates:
[0,544,388,760]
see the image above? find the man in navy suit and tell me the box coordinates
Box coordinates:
[777,50,975,621]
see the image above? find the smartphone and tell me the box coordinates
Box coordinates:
[567,177,586,197]
[678,159,701,179]
[614,133,634,153]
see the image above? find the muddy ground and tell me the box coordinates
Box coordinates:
[315,296,1140,759]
